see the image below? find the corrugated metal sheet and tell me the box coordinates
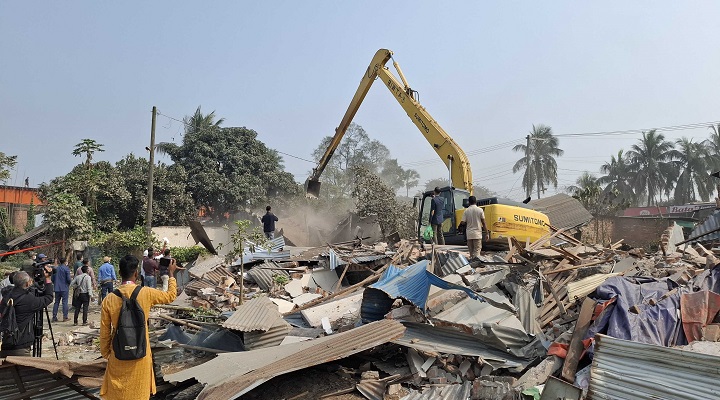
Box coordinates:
[401,381,472,400]
[393,322,532,370]
[369,261,482,311]
[189,255,225,279]
[529,193,593,230]
[361,288,395,323]
[689,210,720,244]
[203,266,234,286]
[222,296,280,332]
[243,318,292,350]
[566,273,619,301]
[6,223,49,248]
[588,334,720,400]
[0,359,102,400]
[192,320,406,400]
[184,279,214,296]
[436,251,470,277]
[246,264,289,291]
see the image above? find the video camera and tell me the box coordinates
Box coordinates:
[32,260,54,287]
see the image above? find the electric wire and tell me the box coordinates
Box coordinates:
[155,110,317,164]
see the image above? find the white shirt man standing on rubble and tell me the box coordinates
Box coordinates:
[461,195,488,261]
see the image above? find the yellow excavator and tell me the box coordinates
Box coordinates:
[306,49,550,246]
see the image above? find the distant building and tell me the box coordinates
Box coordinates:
[0,186,44,234]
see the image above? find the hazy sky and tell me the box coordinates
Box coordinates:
[2,2,719,200]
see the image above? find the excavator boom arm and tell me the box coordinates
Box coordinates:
[306,48,473,197]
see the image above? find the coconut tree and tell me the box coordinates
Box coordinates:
[673,137,712,203]
[626,130,678,206]
[598,150,636,206]
[156,106,225,158]
[72,139,104,168]
[512,124,564,199]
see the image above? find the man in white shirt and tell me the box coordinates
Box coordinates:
[461,196,488,260]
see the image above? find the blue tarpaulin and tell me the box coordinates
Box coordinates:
[586,275,687,348]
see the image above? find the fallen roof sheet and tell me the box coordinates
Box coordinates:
[222,296,280,332]
[189,220,217,254]
[393,322,532,370]
[370,260,483,310]
[566,273,619,301]
[246,264,289,291]
[436,251,470,277]
[588,334,720,400]
[0,357,105,399]
[529,193,593,230]
[243,318,292,350]
[6,223,49,248]
[180,319,405,400]
[189,255,225,279]
[401,381,472,400]
[689,209,720,244]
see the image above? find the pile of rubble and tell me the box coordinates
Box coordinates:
[29,222,720,399]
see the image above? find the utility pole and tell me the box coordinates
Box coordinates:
[146,106,157,245]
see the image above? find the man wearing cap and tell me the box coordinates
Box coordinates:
[98,256,117,302]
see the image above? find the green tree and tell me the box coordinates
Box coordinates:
[72,139,105,168]
[0,152,17,182]
[568,172,630,216]
[626,130,678,206]
[673,137,711,203]
[311,122,390,198]
[114,154,196,229]
[512,125,564,199]
[226,220,267,304]
[160,109,298,220]
[424,177,451,192]
[44,192,93,243]
[598,150,636,206]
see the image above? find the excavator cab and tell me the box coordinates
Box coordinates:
[417,186,470,245]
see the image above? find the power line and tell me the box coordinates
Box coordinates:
[155,110,316,164]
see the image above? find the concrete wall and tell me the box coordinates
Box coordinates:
[152,225,232,250]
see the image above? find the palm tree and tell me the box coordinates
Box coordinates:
[626,130,678,206]
[512,124,564,199]
[598,150,636,206]
[156,106,225,158]
[72,139,104,168]
[184,106,225,136]
[673,137,712,203]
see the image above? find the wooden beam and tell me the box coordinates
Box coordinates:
[545,257,612,275]
[561,297,596,381]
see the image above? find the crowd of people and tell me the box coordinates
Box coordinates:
[0,248,181,399]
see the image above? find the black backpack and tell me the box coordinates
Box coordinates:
[0,297,31,347]
[112,286,147,360]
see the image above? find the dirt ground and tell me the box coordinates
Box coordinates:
[41,293,103,361]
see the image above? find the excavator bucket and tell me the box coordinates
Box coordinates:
[306,178,321,199]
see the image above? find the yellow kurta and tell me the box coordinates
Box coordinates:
[100,278,177,400]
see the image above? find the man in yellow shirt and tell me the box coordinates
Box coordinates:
[100,254,178,400]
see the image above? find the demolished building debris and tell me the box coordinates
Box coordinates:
[29,209,720,399]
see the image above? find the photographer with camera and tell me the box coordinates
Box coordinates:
[0,268,54,357]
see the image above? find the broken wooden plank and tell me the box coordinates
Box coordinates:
[545,257,612,275]
[561,297,596,381]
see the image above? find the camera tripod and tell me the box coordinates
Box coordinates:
[32,306,58,360]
